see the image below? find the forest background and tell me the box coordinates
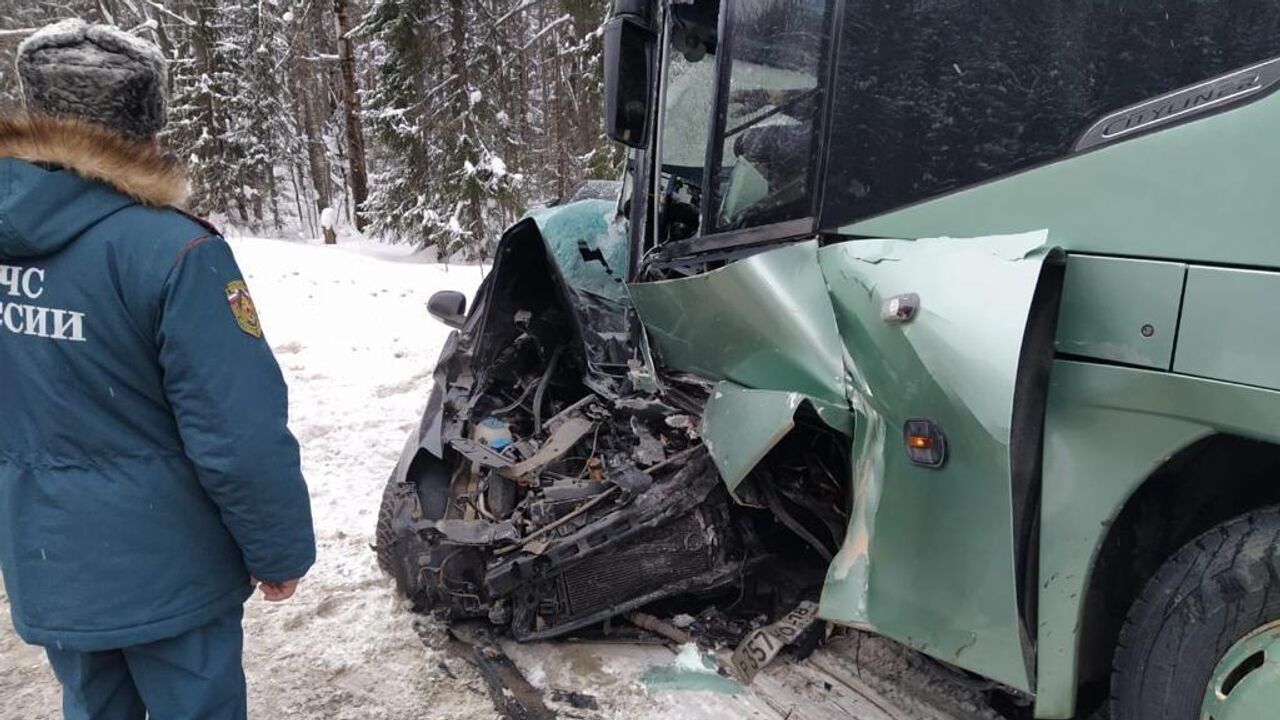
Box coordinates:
[0,0,619,258]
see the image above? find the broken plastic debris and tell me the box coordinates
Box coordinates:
[642,643,743,695]
[499,416,593,482]
[664,414,699,437]
[630,416,667,466]
[673,643,715,674]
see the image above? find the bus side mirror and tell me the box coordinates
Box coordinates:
[427,291,467,330]
[603,15,657,149]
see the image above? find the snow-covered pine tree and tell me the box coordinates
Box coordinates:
[432,0,523,259]
[236,0,298,229]
[359,0,439,247]
[160,0,248,221]
[360,0,613,258]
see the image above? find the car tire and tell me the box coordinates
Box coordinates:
[375,470,400,577]
[1112,506,1280,720]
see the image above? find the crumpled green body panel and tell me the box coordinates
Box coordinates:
[629,241,846,404]
[701,382,853,493]
[701,385,809,494]
[631,232,1054,693]
[819,232,1050,693]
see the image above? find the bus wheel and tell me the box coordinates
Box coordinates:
[1112,506,1280,720]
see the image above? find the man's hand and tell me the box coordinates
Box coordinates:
[250,577,301,602]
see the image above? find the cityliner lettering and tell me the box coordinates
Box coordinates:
[0,263,87,343]
[1097,73,1261,139]
[1075,56,1280,152]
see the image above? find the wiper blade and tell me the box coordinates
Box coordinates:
[724,87,820,140]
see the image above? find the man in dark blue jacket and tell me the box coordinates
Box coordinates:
[0,20,315,720]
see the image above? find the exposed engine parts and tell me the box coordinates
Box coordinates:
[376,222,849,649]
[385,326,745,640]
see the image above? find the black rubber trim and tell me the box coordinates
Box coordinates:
[1009,247,1067,683]
[655,217,816,260]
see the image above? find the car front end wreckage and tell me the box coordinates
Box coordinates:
[375,205,847,645]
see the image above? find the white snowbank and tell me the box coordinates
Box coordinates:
[319,207,337,230]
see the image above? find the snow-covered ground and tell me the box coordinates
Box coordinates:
[0,235,911,720]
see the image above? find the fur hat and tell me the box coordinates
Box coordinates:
[17,20,168,139]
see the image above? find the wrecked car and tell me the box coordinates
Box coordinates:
[379,1,1280,718]
[375,195,843,642]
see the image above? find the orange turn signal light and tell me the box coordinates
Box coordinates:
[904,419,947,468]
[907,435,933,450]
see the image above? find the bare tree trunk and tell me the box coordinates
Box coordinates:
[333,0,369,232]
[288,162,311,238]
[298,83,333,215]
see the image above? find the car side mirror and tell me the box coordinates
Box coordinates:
[603,15,657,149]
[427,290,467,330]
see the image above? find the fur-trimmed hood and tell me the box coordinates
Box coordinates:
[0,116,189,258]
[0,115,187,208]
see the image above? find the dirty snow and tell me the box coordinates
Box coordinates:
[0,234,963,720]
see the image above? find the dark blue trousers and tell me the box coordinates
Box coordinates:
[45,607,246,720]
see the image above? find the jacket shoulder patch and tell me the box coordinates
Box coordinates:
[225,280,262,338]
